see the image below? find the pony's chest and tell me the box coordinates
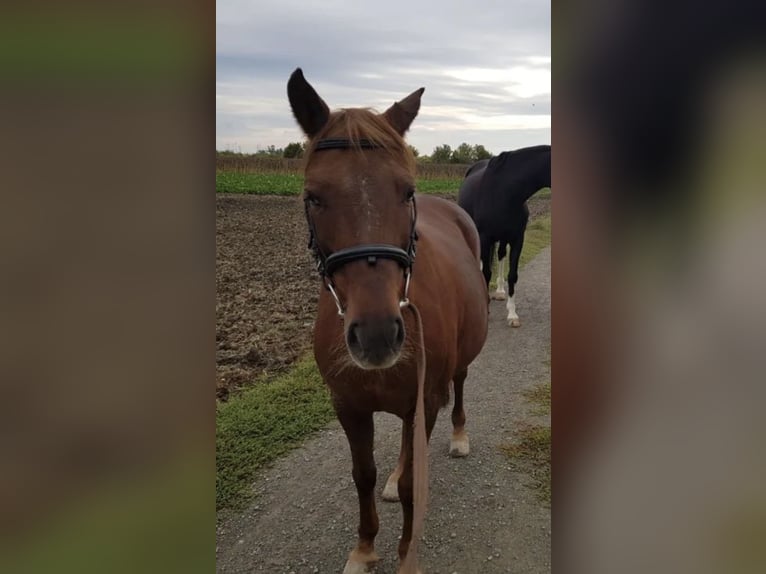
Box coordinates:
[329,372,418,417]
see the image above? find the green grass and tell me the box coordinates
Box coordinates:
[216,357,335,512]
[501,423,551,504]
[215,173,550,200]
[216,171,305,195]
[501,352,551,504]
[414,178,464,194]
[215,171,463,195]
[523,381,552,416]
[489,213,552,290]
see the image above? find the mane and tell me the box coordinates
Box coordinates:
[304,108,416,174]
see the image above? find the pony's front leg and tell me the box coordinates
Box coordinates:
[338,411,380,574]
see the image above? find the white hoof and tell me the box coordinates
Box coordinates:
[508,317,521,328]
[491,291,508,301]
[343,548,379,574]
[382,472,400,501]
[449,435,470,457]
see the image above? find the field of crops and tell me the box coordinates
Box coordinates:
[216,155,469,177]
[215,171,464,195]
[215,155,471,195]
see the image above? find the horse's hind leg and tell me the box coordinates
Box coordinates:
[492,252,508,301]
[385,370,469,500]
[449,368,470,457]
[506,233,525,327]
[382,420,407,502]
[479,234,494,287]
[338,412,380,574]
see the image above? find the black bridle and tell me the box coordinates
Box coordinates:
[303,138,419,316]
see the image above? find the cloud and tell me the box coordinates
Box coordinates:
[216,0,550,155]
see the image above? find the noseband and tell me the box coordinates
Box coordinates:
[304,138,419,316]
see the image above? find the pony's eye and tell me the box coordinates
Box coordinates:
[305,193,321,207]
[406,188,415,201]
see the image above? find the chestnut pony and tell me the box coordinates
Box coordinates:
[288,68,488,574]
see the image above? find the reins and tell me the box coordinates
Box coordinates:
[399,300,428,574]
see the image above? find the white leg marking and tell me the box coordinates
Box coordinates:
[492,256,508,300]
[343,548,379,574]
[450,431,470,457]
[382,470,400,501]
[506,294,520,327]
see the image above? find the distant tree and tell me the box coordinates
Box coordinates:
[255,145,283,157]
[431,144,452,163]
[450,142,475,164]
[408,144,419,158]
[283,142,304,158]
[473,144,493,160]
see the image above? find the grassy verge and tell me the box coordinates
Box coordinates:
[216,171,463,195]
[216,357,334,512]
[501,345,551,504]
[501,421,551,504]
[489,213,552,290]
[523,381,551,416]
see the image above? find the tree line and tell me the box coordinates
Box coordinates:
[217,142,494,164]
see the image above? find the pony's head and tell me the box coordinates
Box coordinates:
[288,68,424,370]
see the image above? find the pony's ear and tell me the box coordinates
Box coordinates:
[287,68,330,138]
[383,87,425,135]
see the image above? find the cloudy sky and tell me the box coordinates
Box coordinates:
[216,0,550,157]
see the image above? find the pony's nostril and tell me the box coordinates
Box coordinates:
[392,317,405,347]
[347,321,361,349]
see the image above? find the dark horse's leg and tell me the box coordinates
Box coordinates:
[492,243,509,301]
[479,233,494,288]
[506,230,526,328]
[449,367,470,457]
[337,411,380,573]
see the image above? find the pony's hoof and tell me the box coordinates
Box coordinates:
[449,436,470,457]
[491,291,507,301]
[343,548,379,574]
[508,317,521,328]
[382,474,400,502]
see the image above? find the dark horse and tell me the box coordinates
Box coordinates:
[288,68,489,574]
[457,145,551,327]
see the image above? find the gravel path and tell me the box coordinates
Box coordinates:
[216,247,551,574]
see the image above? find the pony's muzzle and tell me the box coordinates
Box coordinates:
[346,315,405,369]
